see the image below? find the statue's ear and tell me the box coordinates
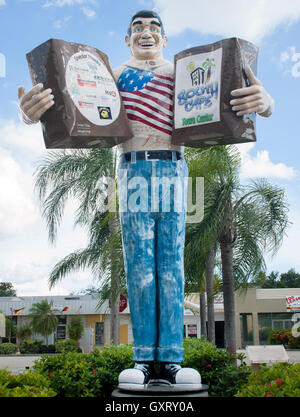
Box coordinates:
[125,35,130,47]
[163,36,168,48]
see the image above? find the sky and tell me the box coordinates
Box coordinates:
[0,0,300,296]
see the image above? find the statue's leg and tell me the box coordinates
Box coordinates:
[117,159,158,363]
[155,158,202,390]
[117,159,158,389]
[155,158,187,363]
[120,209,157,362]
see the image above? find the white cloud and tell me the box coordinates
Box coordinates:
[238,143,297,180]
[0,0,6,6]
[280,46,300,78]
[0,148,38,237]
[154,0,300,42]
[0,117,92,295]
[266,208,300,273]
[0,117,45,156]
[43,0,95,7]
[81,6,95,19]
[53,15,71,29]
[1,261,92,296]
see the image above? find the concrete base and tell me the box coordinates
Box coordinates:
[112,384,209,398]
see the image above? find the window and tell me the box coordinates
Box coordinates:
[56,315,67,340]
[95,322,104,345]
[240,314,254,348]
[258,313,294,344]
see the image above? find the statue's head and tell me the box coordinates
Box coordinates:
[125,10,168,61]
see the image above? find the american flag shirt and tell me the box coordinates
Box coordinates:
[114,59,175,150]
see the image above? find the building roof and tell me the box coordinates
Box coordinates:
[0,295,129,316]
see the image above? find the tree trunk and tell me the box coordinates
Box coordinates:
[109,214,120,346]
[110,296,120,345]
[205,246,215,345]
[199,292,207,338]
[220,240,236,356]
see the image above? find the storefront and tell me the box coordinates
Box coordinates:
[235,288,300,349]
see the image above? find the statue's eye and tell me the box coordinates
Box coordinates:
[135,27,142,32]
[151,27,158,32]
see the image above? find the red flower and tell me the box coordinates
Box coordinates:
[92,369,97,375]
[280,335,285,341]
[275,378,284,387]
[206,364,212,368]
[267,383,272,388]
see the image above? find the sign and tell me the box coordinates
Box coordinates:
[109,295,128,313]
[286,295,300,311]
[174,47,222,130]
[187,324,197,335]
[119,294,127,313]
[246,345,289,365]
[172,38,258,148]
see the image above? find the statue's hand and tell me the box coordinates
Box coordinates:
[18,84,54,124]
[230,65,274,118]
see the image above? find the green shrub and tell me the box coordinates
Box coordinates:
[182,337,251,397]
[20,339,43,354]
[0,343,17,355]
[0,369,56,397]
[33,344,134,398]
[236,362,300,397]
[40,344,56,354]
[288,334,300,349]
[32,339,251,398]
[268,329,290,345]
[55,339,81,353]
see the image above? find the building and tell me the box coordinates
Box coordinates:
[235,288,300,349]
[0,288,299,351]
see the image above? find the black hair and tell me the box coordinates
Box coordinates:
[127,10,166,37]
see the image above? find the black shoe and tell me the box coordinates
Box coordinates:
[159,362,182,383]
[133,362,155,384]
[118,361,155,390]
[159,362,202,387]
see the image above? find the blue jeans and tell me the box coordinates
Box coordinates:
[117,152,188,363]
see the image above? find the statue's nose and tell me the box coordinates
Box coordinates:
[141,29,152,38]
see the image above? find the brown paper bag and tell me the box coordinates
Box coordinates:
[26,39,132,148]
[172,38,259,147]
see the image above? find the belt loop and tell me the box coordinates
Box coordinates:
[172,151,177,162]
[131,151,136,164]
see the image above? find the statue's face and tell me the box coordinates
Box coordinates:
[125,17,167,60]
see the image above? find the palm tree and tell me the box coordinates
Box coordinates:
[184,146,289,355]
[28,299,58,346]
[67,315,84,345]
[34,148,123,344]
[16,323,32,352]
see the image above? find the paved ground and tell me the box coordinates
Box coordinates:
[0,350,299,375]
[0,355,44,374]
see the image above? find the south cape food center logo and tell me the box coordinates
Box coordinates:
[174,48,222,129]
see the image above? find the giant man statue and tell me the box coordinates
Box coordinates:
[18,10,274,391]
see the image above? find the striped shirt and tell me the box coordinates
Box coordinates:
[117,67,174,136]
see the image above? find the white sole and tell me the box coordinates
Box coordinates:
[118,380,204,393]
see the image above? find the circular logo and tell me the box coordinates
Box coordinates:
[66,52,120,126]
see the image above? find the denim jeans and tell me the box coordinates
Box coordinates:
[117,152,188,363]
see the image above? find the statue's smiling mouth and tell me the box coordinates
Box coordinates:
[139,42,155,48]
